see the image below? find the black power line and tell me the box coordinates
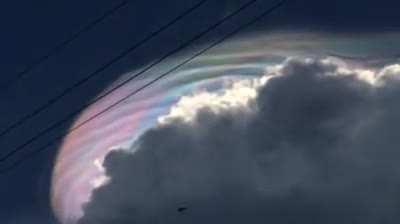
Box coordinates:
[0,0,287,173]
[0,0,209,161]
[0,1,128,92]
[0,0,208,139]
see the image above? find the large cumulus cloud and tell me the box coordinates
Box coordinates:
[78,58,400,224]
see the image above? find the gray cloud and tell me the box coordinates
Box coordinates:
[78,58,400,224]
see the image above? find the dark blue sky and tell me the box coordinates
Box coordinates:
[0,0,400,223]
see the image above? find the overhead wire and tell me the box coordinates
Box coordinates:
[0,0,287,173]
[0,1,128,92]
[0,0,208,138]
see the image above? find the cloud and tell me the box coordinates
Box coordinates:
[78,58,400,224]
[158,77,266,125]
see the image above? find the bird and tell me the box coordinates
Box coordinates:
[177,207,188,213]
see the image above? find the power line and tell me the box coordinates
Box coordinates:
[0,0,209,161]
[0,0,287,173]
[0,0,256,163]
[0,1,128,92]
[0,0,208,139]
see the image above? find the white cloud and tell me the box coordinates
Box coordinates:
[79,57,400,224]
[158,78,264,125]
[90,159,110,189]
[159,57,400,127]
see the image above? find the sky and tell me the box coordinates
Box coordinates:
[1,0,400,223]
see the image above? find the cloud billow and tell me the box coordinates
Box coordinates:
[78,58,400,224]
